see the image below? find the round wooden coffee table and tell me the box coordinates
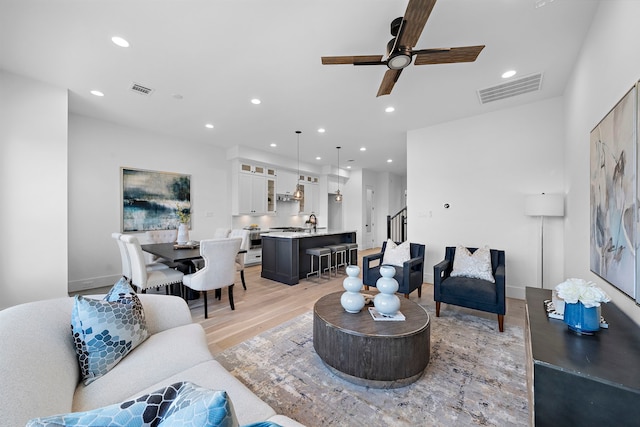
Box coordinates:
[313,291,430,388]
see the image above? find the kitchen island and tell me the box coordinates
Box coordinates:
[261,230,357,285]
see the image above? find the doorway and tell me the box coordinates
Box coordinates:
[328,193,342,230]
[364,185,375,249]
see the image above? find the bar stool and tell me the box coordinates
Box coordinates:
[325,244,347,276]
[306,247,331,281]
[344,242,358,266]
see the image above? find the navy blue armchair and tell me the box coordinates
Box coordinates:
[433,246,506,332]
[363,241,425,298]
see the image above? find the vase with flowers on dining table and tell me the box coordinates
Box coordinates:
[176,202,191,244]
[554,278,610,335]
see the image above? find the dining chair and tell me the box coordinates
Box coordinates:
[213,228,231,238]
[228,229,250,290]
[121,234,185,294]
[112,232,132,281]
[183,238,242,319]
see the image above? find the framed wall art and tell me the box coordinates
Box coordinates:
[590,84,637,301]
[121,167,191,232]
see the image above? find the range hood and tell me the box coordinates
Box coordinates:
[276,194,299,202]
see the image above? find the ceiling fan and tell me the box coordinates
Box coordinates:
[321,0,485,97]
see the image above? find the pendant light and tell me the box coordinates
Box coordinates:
[335,146,343,202]
[292,131,303,201]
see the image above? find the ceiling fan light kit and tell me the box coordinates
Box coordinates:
[321,0,484,96]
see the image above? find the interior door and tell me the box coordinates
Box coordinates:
[364,186,375,249]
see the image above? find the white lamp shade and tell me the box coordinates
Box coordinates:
[525,194,564,217]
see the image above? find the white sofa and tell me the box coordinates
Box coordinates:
[0,294,304,427]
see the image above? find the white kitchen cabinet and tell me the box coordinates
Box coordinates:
[240,162,266,175]
[301,182,319,214]
[266,176,276,213]
[237,173,266,214]
[232,161,276,215]
[276,170,298,195]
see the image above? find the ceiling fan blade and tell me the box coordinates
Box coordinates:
[377,69,403,97]
[322,55,384,65]
[396,0,437,48]
[414,45,485,65]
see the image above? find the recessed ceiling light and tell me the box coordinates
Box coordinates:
[347,166,352,169]
[270,143,277,147]
[111,36,129,48]
[251,98,261,105]
[385,106,395,113]
[502,70,517,79]
[315,156,321,160]
[205,123,214,129]
[318,128,326,133]
[387,159,393,163]
[360,147,366,151]
[90,90,104,97]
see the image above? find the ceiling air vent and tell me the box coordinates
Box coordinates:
[477,73,543,104]
[129,82,154,96]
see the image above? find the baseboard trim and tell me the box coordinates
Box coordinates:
[68,274,122,293]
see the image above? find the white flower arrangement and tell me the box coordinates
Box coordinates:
[555,278,611,308]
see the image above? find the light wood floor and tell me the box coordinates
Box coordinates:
[179,248,526,356]
[80,248,525,356]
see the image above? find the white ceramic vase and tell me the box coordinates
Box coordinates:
[341,265,365,313]
[374,265,400,316]
[177,223,189,244]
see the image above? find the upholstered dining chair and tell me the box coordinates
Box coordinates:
[363,241,426,298]
[191,228,231,271]
[228,229,250,290]
[213,228,231,238]
[433,246,506,332]
[121,234,185,294]
[144,229,178,263]
[112,232,132,281]
[112,232,167,283]
[183,238,242,319]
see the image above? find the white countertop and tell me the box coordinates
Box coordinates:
[263,230,356,239]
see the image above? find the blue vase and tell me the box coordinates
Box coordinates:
[563,302,601,334]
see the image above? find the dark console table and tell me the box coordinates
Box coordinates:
[525,287,640,427]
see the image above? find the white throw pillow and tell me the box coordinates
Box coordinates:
[450,245,495,283]
[382,239,411,267]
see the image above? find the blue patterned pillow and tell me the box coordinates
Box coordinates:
[26,382,239,427]
[71,278,149,385]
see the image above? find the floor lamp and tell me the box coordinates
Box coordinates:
[525,193,564,288]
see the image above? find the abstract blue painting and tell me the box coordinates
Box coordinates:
[121,168,191,232]
[590,85,636,301]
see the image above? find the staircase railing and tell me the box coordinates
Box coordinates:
[387,206,407,243]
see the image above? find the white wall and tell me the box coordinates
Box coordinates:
[407,97,565,299]
[0,71,68,309]
[343,169,363,248]
[68,114,231,292]
[564,0,640,325]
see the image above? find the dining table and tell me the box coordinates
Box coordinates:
[141,242,203,264]
[141,242,247,300]
[141,242,247,262]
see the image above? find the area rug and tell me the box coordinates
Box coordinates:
[215,302,528,426]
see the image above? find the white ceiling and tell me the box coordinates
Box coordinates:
[0,0,599,175]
